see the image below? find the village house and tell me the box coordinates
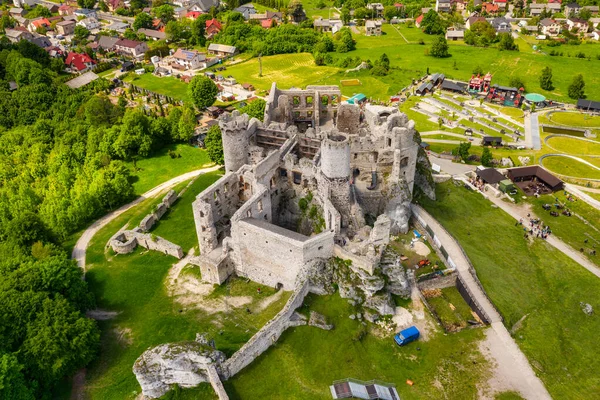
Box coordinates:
[28,18,51,33]
[435,0,452,12]
[367,3,385,18]
[65,52,96,73]
[46,46,64,58]
[172,48,205,70]
[138,28,167,40]
[539,18,561,36]
[56,20,76,36]
[492,0,507,9]
[74,8,97,19]
[451,0,466,12]
[590,17,600,28]
[314,18,343,33]
[365,20,382,36]
[233,4,256,19]
[564,2,581,17]
[207,43,237,58]
[446,28,465,40]
[481,2,500,13]
[9,7,25,17]
[77,17,101,31]
[583,5,599,14]
[5,27,33,43]
[249,11,283,23]
[466,16,486,29]
[31,34,51,48]
[115,39,148,58]
[205,18,222,38]
[97,35,120,51]
[108,0,125,12]
[592,30,600,40]
[490,17,511,34]
[12,0,36,8]
[152,19,165,31]
[529,3,561,16]
[567,17,588,33]
[43,3,59,13]
[58,4,75,15]
[415,14,424,27]
[185,11,202,19]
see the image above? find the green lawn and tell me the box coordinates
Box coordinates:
[123,74,191,102]
[301,0,336,18]
[485,104,525,122]
[426,287,475,332]
[527,191,600,267]
[127,144,214,195]
[545,111,600,128]
[224,293,491,400]
[545,136,600,155]
[76,182,290,399]
[422,134,466,141]
[542,156,600,179]
[418,181,600,399]
[151,171,222,252]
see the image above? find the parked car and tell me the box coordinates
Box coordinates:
[394,326,420,346]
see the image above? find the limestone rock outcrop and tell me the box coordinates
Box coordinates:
[133,340,226,399]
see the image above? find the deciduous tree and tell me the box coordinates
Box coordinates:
[188,76,218,110]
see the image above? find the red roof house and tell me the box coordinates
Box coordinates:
[261,18,275,28]
[206,18,222,37]
[186,11,202,19]
[482,2,499,13]
[415,14,424,27]
[65,52,96,73]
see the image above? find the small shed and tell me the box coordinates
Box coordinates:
[346,93,367,105]
[476,167,504,185]
[482,136,502,146]
[499,179,515,193]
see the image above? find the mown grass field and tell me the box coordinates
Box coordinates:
[72,180,290,399]
[419,181,600,399]
[542,156,600,179]
[123,74,191,102]
[545,111,600,128]
[545,136,600,155]
[126,144,213,195]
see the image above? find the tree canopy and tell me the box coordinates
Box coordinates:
[568,74,585,99]
[540,66,554,91]
[188,76,218,110]
[430,36,450,58]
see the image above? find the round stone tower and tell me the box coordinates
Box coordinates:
[219,110,250,173]
[320,133,351,180]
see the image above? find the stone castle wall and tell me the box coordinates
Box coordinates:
[221,281,310,379]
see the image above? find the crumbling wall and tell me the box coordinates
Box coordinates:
[221,281,310,379]
[111,230,184,259]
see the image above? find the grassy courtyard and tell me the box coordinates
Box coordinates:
[418,181,600,399]
[69,178,290,399]
[127,144,213,195]
[545,136,600,155]
[544,111,600,128]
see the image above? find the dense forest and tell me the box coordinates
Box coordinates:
[0,37,197,398]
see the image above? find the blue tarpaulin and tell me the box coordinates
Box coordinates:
[413,230,422,238]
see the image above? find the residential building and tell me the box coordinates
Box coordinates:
[589,17,600,28]
[592,30,600,40]
[451,0,466,12]
[205,18,222,38]
[466,16,486,29]
[481,2,499,13]
[115,38,148,58]
[249,11,283,23]
[207,43,237,57]
[65,52,96,73]
[564,2,581,17]
[9,7,25,17]
[46,46,65,58]
[12,0,36,8]
[314,18,344,33]
[137,28,167,40]
[108,0,125,11]
[394,3,403,11]
[56,20,76,35]
[583,5,599,14]
[172,48,205,70]
[74,8,97,19]
[5,27,33,43]
[492,0,507,9]
[415,14,424,27]
[446,28,465,40]
[435,0,452,12]
[106,21,130,33]
[567,17,588,33]
[365,20,382,36]
[529,3,561,16]
[59,4,75,15]
[97,35,120,51]
[152,19,165,31]
[186,11,202,19]
[261,18,275,29]
[77,17,101,30]
[43,3,59,13]
[31,34,51,48]
[186,0,220,13]
[490,17,511,34]
[367,3,384,18]
[234,4,256,19]
[28,18,51,33]
[539,18,561,36]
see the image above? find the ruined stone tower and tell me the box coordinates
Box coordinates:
[220,111,255,173]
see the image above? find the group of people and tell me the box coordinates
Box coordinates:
[516,214,552,240]
[468,176,486,192]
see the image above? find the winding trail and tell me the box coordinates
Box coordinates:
[71,165,221,272]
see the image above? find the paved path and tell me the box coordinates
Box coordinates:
[412,206,551,400]
[483,189,600,279]
[71,166,221,272]
[529,113,542,150]
[428,154,476,175]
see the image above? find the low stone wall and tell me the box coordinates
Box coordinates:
[206,364,229,400]
[417,271,457,290]
[220,280,310,379]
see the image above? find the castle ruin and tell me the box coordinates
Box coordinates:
[189,83,428,291]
